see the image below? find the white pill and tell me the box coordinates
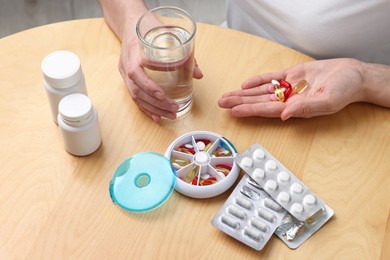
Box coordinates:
[200,173,210,180]
[221,214,240,229]
[278,171,290,183]
[253,148,265,160]
[252,168,265,180]
[196,141,205,151]
[241,157,253,168]
[228,205,247,219]
[244,226,263,241]
[277,191,291,203]
[172,163,181,170]
[258,208,276,223]
[271,79,280,85]
[290,203,304,214]
[264,198,283,212]
[290,183,304,194]
[184,143,194,149]
[250,218,269,232]
[303,194,317,206]
[265,180,278,192]
[265,160,278,171]
[235,196,253,210]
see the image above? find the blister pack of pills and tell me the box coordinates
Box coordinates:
[274,204,334,249]
[235,144,326,222]
[211,174,287,250]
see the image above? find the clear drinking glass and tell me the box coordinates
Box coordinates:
[136,6,197,118]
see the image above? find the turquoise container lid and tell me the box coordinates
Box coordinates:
[109,152,176,212]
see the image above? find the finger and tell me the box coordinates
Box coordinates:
[229,101,286,118]
[130,66,166,100]
[193,59,203,79]
[242,71,288,89]
[139,106,162,122]
[136,89,179,112]
[125,80,179,116]
[139,106,164,123]
[218,94,273,108]
[221,84,270,98]
[281,96,336,120]
[136,97,177,120]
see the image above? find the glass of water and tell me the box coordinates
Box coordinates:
[136,6,197,118]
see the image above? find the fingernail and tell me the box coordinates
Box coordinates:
[170,103,179,111]
[169,112,177,120]
[151,114,161,122]
[154,91,164,100]
[281,114,291,121]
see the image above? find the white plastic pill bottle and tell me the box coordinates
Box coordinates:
[57,93,102,156]
[41,50,87,124]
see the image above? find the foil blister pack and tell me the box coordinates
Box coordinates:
[235,144,325,221]
[274,204,334,249]
[212,143,334,250]
[211,175,287,250]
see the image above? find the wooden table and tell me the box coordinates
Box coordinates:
[0,18,389,259]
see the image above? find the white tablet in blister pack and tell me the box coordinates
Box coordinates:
[211,175,286,250]
[235,144,326,221]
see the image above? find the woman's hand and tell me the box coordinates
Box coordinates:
[99,0,203,122]
[119,34,203,122]
[218,58,372,120]
[119,36,179,121]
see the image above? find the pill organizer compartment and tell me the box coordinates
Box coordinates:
[165,131,239,198]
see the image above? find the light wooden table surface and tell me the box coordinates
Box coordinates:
[0,18,389,260]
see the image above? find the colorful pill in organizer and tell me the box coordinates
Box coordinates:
[164,131,239,198]
[235,144,328,222]
[171,157,191,170]
[211,175,287,251]
[212,146,233,157]
[175,143,196,155]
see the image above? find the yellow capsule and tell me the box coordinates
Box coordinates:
[293,80,309,94]
[305,208,324,224]
[171,157,191,167]
[274,85,285,102]
[204,141,214,152]
[184,165,199,183]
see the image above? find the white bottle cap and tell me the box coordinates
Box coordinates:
[41,50,82,89]
[58,93,93,126]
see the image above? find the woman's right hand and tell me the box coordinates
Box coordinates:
[118,33,203,122]
[118,35,180,122]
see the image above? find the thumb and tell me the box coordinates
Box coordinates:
[281,96,332,121]
[193,59,203,79]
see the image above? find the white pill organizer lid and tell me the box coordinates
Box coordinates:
[109,152,176,213]
[41,50,82,88]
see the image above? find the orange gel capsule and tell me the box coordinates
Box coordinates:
[293,80,309,94]
[200,177,217,186]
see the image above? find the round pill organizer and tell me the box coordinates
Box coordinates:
[110,131,239,213]
[164,131,239,199]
